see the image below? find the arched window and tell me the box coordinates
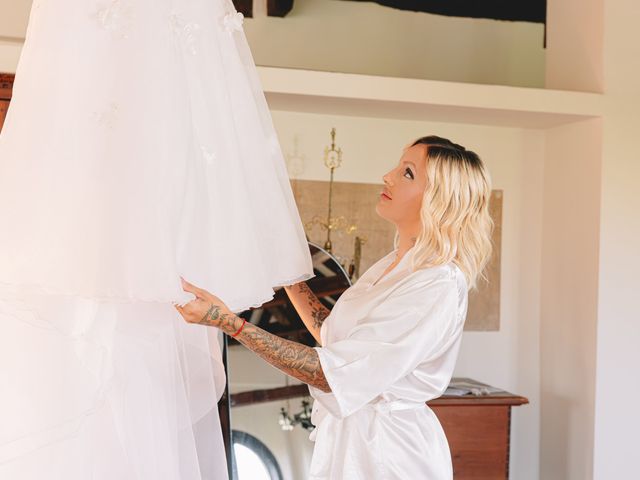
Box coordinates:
[232,430,283,480]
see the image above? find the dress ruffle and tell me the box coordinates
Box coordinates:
[0,0,312,478]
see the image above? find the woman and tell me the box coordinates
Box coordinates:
[177,136,493,479]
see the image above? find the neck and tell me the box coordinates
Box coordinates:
[396,226,419,259]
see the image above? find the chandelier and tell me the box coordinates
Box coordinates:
[278,398,314,432]
[304,128,366,280]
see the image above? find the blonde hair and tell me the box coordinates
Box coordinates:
[405,136,493,290]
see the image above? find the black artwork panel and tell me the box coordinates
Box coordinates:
[245,0,546,24]
[345,0,546,23]
[232,0,253,18]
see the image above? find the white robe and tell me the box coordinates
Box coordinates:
[309,248,468,480]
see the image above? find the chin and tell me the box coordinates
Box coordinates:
[375,202,393,223]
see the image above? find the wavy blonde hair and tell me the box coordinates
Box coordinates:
[403,136,493,290]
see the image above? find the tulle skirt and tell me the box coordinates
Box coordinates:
[0,0,312,477]
[0,288,228,479]
[0,0,312,308]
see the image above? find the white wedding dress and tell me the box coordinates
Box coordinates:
[0,0,312,478]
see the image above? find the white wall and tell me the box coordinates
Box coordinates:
[539,119,601,480]
[539,4,603,478]
[0,0,29,72]
[545,0,603,92]
[0,0,545,87]
[0,0,30,39]
[0,40,21,73]
[244,0,545,87]
[453,130,544,480]
[542,1,640,478]
[592,1,640,477]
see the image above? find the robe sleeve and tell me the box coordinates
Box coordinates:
[311,273,463,419]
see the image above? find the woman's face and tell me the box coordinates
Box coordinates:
[375,144,428,228]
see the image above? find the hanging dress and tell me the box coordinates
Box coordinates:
[0,0,313,478]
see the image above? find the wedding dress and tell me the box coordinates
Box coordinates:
[0,0,312,478]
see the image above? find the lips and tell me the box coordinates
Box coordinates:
[381,190,392,200]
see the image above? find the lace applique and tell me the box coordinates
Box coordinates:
[92,103,120,129]
[95,0,133,39]
[170,14,201,55]
[222,12,244,33]
[201,146,217,166]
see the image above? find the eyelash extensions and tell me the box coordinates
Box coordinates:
[404,167,414,180]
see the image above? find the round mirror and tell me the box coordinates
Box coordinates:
[234,242,352,347]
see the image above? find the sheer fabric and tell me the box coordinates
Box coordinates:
[0,0,312,309]
[0,0,312,478]
[0,292,228,479]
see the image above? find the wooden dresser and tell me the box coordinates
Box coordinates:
[0,73,14,132]
[428,378,528,479]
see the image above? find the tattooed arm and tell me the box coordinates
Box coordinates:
[176,279,331,393]
[284,282,330,345]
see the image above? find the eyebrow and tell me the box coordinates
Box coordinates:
[402,161,418,169]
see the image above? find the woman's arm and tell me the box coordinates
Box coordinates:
[284,282,330,345]
[176,280,331,393]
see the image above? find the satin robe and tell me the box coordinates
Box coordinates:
[309,248,468,479]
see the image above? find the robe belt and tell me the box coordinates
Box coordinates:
[369,399,427,413]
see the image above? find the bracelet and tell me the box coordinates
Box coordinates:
[231,318,247,338]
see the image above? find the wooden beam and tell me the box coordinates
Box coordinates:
[231,384,310,407]
[230,378,530,408]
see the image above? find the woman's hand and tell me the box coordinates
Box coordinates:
[176,279,331,393]
[175,278,234,328]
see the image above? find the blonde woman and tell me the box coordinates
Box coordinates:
[176,136,493,479]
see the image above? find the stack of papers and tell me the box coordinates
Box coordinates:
[444,379,504,396]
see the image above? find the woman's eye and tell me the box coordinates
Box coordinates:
[404,168,414,180]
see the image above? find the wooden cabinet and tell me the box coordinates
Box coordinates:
[0,74,14,132]
[0,100,8,132]
[428,378,528,479]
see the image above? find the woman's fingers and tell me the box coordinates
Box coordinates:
[176,279,231,325]
[181,277,204,298]
[174,304,188,319]
[175,302,200,323]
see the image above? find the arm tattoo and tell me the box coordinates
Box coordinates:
[200,305,236,329]
[296,282,330,329]
[217,312,332,393]
[200,305,220,325]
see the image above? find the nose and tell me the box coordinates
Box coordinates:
[382,171,393,186]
